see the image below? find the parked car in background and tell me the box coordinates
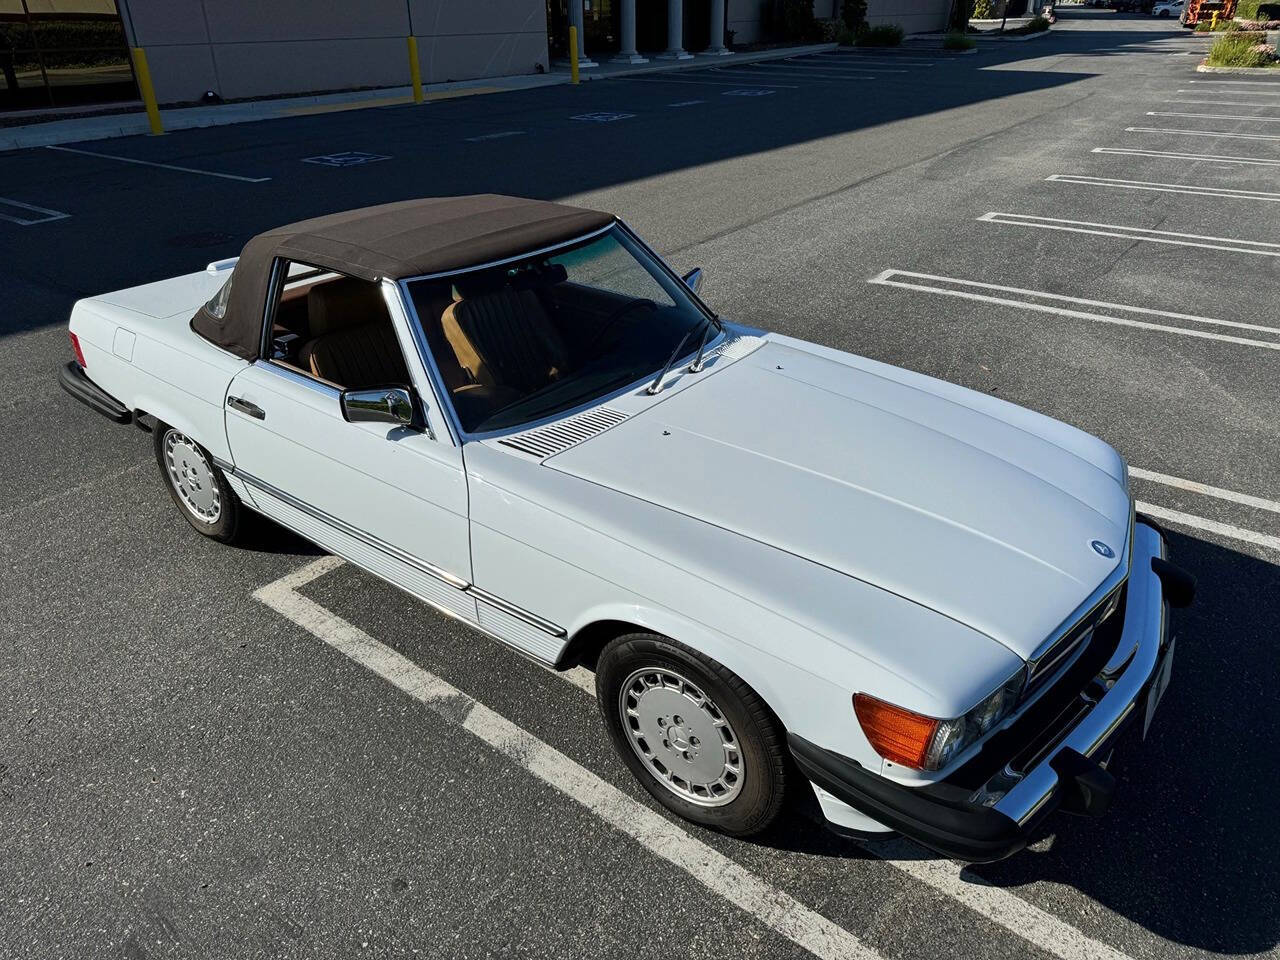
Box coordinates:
[1153,0,1184,15]
[59,195,1194,861]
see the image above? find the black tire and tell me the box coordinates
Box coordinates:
[153,424,242,543]
[596,632,789,836]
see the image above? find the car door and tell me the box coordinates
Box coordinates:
[223,260,476,623]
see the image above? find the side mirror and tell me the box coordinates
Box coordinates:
[340,385,421,429]
[682,267,704,295]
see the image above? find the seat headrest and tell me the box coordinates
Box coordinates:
[307,277,387,336]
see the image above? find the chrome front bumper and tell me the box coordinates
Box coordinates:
[791,520,1186,862]
[992,520,1170,827]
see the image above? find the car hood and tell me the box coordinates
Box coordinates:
[546,337,1131,660]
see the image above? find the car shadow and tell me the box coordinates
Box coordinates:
[234,512,325,556]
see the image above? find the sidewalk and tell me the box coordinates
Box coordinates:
[0,42,836,153]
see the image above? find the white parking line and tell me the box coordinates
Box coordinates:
[667,99,706,107]
[1045,174,1280,202]
[255,558,876,960]
[810,53,938,63]
[261,554,1146,960]
[464,130,526,142]
[712,66,877,80]
[789,56,931,68]
[864,839,1131,960]
[1125,126,1280,142]
[1176,88,1280,95]
[618,76,798,89]
[868,268,1280,349]
[1131,468,1280,517]
[978,212,1280,260]
[44,144,271,182]
[1093,146,1280,165]
[1136,502,1280,553]
[1163,99,1280,107]
[0,196,70,226]
[745,61,900,74]
[1146,111,1280,123]
[1187,79,1280,86]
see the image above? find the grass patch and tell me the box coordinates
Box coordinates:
[943,31,977,50]
[1205,32,1280,67]
[855,24,904,46]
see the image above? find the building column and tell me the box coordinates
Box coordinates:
[657,0,693,59]
[700,0,732,55]
[568,0,598,67]
[612,0,648,63]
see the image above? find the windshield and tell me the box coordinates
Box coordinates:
[405,225,713,434]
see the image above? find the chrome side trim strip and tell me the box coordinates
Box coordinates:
[227,464,470,589]
[223,462,567,637]
[470,586,567,638]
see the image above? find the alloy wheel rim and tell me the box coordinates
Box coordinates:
[164,430,221,523]
[618,666,743,807]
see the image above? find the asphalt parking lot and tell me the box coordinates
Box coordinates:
[2,8,1278,959]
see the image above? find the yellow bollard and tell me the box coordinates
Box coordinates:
[407,36,424,103]
[569,25,580,85]
[131,47,163,136]
[1210,11,1218,28]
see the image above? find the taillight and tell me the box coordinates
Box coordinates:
[69,331,87,368]
[853,693,938,769]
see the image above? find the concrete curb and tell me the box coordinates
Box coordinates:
[1195,62,1280,72]
[576,42,839,82]
[973,28,1052,43]
[0,42,841,152]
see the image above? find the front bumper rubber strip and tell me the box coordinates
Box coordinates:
[57,361,131,424]
[788,733,1028,863]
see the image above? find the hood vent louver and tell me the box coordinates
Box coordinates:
[499,406,629,460]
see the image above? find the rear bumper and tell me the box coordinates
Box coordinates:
[792,520,1188,862]
[58,361,131,424]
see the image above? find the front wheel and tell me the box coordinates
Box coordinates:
[596,632,789,836]
[153,424,243,543]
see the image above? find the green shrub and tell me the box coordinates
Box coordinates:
[1026,14,1051,31]
[944,30,977,49]
[781,0,821,41]
[972,0,996,17]
[1236,0,1280,16]
[836,23,856,45]
[856,24,904,46]
[1205,31,1280,66]
[840,0,868,32]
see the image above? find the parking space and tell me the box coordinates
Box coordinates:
[3,8,1278,960]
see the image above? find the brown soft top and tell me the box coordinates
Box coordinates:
[192,194,615,360]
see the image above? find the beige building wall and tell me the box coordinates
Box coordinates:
[120,0,549,104]
[866,0,953,32]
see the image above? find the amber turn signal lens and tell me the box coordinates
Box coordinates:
[853,693,939,769]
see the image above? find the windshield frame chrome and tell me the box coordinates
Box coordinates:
[397,221,724,444]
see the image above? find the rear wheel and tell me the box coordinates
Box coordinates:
[596,632,789,836]
[153,425,242,543]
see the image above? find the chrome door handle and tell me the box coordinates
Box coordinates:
[227,396,265,420]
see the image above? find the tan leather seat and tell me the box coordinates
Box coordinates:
[441,287,570,394]
[298,278,410,388]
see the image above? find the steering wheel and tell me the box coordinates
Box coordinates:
[583,298,657,355]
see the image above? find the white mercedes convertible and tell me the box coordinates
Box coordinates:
[60,195,1193,860]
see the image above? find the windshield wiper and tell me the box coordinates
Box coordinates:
[647,322,702,396]
[688,314,719,374]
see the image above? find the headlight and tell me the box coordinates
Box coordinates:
[854,670,1025,772]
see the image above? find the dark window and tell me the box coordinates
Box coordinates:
[0,0,136,112]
